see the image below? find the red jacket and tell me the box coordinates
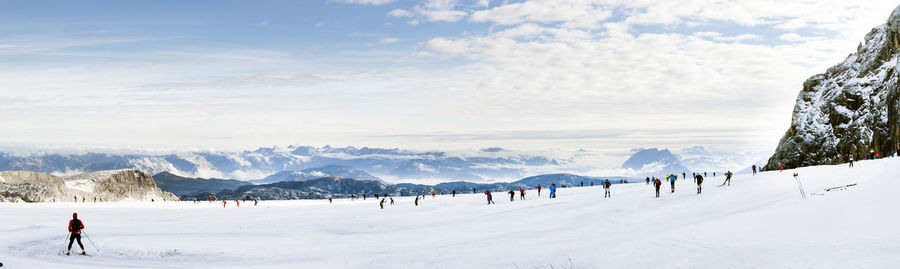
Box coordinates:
[653,179,662,187]
[68,219,85,234]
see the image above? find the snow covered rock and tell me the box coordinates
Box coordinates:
[767,5,900,169]
[0,169,178,202]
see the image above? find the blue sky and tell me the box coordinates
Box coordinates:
[1,0,898,157]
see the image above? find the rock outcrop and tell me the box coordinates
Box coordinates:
[0,169,178,202]
[766,6,900,169]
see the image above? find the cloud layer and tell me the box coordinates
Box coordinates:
[2,0,898,160]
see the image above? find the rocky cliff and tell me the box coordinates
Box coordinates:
[766,6,900,169]
[0,169,178,202]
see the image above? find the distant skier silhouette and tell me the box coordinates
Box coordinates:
[603,180,612,198]
[695,174,704,194]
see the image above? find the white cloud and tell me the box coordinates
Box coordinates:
[366,37,402,46]
[331,0,397,5]
[693,32,760,42]
[386,0,468,23]
[387,9,414,17]
[469,0,612,28]
[379,37,401,44]
[779,33,803,42]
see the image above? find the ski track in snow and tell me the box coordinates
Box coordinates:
[1,158,899,268]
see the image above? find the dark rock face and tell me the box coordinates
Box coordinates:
[766,6,900,169]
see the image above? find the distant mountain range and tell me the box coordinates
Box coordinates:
[168,171,637,201]
[251,165,383,184]
[0,145,560,182]
[1,144,760,202]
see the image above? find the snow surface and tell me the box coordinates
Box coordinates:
[1,158,898,268]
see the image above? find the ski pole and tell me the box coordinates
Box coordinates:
[82,231,100,252]
[60,232,71,255]
[793,173,806,199]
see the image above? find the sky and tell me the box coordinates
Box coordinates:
[1,0,898,155]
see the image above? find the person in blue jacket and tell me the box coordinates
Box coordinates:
[549,184,557,199]
[669,174,676,193]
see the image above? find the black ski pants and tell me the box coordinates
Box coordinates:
[68,233,84,251]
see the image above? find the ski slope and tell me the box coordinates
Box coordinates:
[1,158,898,268]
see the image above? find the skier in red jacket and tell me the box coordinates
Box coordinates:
[653,178,662,197]
[537,185,542,196]
[67,213,86,255]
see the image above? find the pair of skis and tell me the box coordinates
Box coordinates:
[825,183,858,191]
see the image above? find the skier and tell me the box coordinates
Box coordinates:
[537,185,542,197]
[415,196,420,206]
[646,177,650,185]
[602,179,611,197]
[390,197,395,205]
[580,181,584,187]
[254,198,259,206]
[508,190,515,201]
[473,187,477,194]
[380,198,385,209]
[669,174,676,193]
[549,184,557,199]
[329,198,333,203]
[752,165,757,175]
[223,200,227,207]
[485,191,495,204]
[67,213,86,256]
[452,190,456,197]
[519,188,525,200]
[235,200,239,207]
[695,173,704,194]
[849,154,854,168]
[431,191,436,199]
[723,171,733,186]
[682,172,686,180]
[653,178,662,197]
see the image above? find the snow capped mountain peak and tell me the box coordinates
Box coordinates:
[622,148,690,176]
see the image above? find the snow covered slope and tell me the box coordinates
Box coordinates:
[0,157,897,268]
[767,5,900,169]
